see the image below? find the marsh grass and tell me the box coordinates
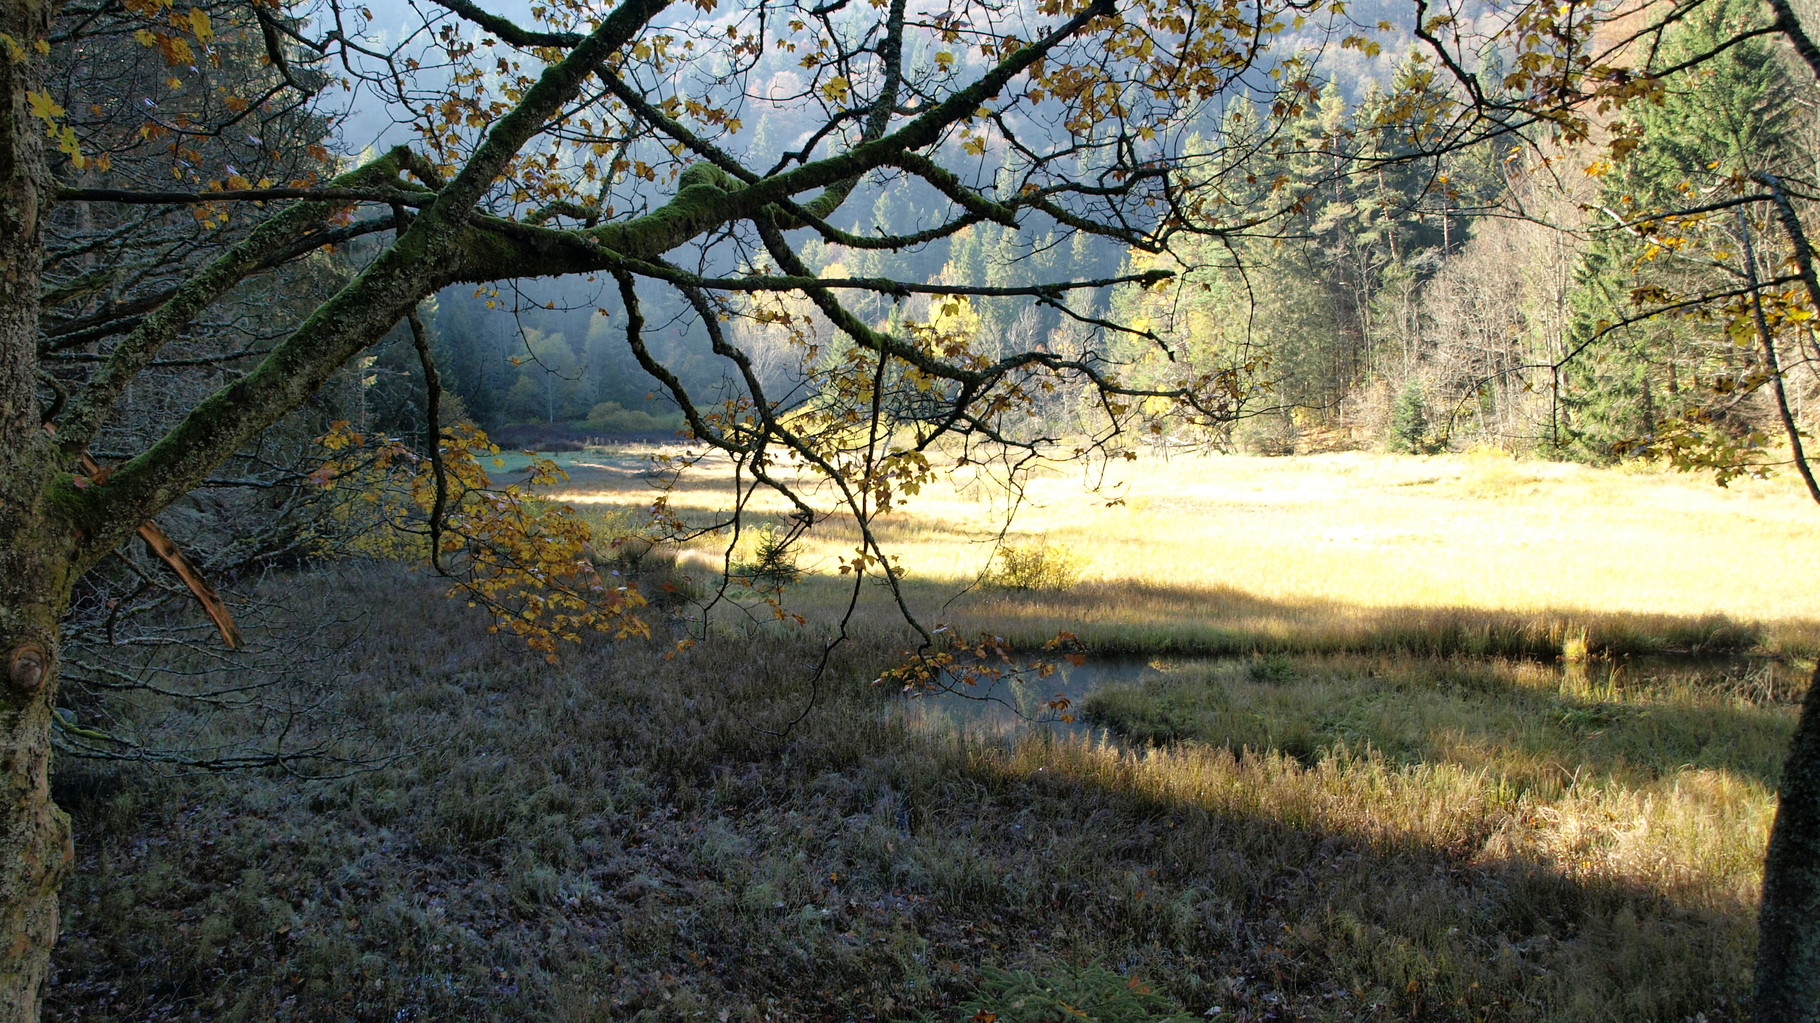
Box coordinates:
[1082,654,1792,906]
[45,445,1820,1022]
[47,563,1791,1022]
[536,447,1820,659]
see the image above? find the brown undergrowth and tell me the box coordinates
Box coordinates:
[45,564,1783,1022]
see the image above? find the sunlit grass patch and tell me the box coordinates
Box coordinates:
[1076,651,1791,965]
[984,729,1763,1021]
[1084,654,1794,789]
[530,447,1820,659]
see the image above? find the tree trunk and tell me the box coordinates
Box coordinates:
[0,561,73,1023]
[1755,663,1820,1023]
[1,0,76,1016]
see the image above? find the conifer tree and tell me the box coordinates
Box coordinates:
[1560,0,1799,460]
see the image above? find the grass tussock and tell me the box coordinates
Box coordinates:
[48,564,1791,1023]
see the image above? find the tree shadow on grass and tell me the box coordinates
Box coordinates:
[1066,651,1802,793]
[903,728,1760,1023]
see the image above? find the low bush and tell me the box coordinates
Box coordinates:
[733,523,801,587]
[585,401,684,436]
[987,541,1084,591]
[1387,382,1439,454]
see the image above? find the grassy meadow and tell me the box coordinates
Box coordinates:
[45,446,1819,1022]
[539,444,1820,657]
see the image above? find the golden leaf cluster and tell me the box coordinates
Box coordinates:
[314,422,650,661]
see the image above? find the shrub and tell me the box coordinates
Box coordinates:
[1388,382,1438,454]
[987,541,1084,591]
[734,524,801,587]
[1246,653,1298,683]
[584,506,662,571]
[579,507,704,608]
[585,401,682,435]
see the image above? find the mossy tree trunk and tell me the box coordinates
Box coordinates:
[1,0,75,1013]
[0,4,650,1014]
[0,518,76,1023]
[0,0,790,1011]
[1755,665,1820,1023]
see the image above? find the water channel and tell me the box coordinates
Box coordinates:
[888,656,1163,742]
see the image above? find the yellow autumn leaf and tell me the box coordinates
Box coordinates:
[58,125,85,169]
[820,75,850,103]
[26,90,64,122]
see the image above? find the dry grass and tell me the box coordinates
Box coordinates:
[47,566,1790,1023]
[542,445,1820,658]
[44,446,1818,1022]
[1083,654,1788,908]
